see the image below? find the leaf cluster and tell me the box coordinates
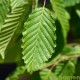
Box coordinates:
[0,0,80,80]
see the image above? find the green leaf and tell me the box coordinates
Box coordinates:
[0,0,9,31]
[0,3,30,59]
[76,5,80,18]
[64,0,80,7]
[50,0,69,40]
[76,9,80,17]
[54,60,76,80]
[62,45,80,55]
[40,69,58,80]
[75,62,80,76]
[10,0,28,9]
[6,66,26,80]
[29,69,58,80]
[22,7,56,72]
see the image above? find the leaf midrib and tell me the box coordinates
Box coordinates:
[31,7,45,65]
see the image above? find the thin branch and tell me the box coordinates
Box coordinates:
[67,43,80,46]
[43,0,46,7]
[40,54,80,70]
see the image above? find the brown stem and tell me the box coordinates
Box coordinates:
[43,0,46,7]
[40,54,80,70]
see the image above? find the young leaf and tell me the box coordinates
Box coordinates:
[22,7,56,72]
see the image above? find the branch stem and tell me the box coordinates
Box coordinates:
[40,54,80,70]
[43,0,46,7]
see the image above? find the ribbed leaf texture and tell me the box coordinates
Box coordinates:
[64,0,80,7]
[6,66,26,80]
[39,69,58,80]
[50,0,69,39]
[22,7,56,72]
[0,0,9,31]
[10,0,28,9]
[0,3,30,59]
[54,60,76,80]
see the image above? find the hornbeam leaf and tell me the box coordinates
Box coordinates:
[50,0,69,40]
[29,69,58,80]
[0,3,30,59]
[10,0,28,9]
[64,0,80,7]
[22,7,56,72]
[0,0,9,31]
[40,69,58,80]
[54,60,76,80]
